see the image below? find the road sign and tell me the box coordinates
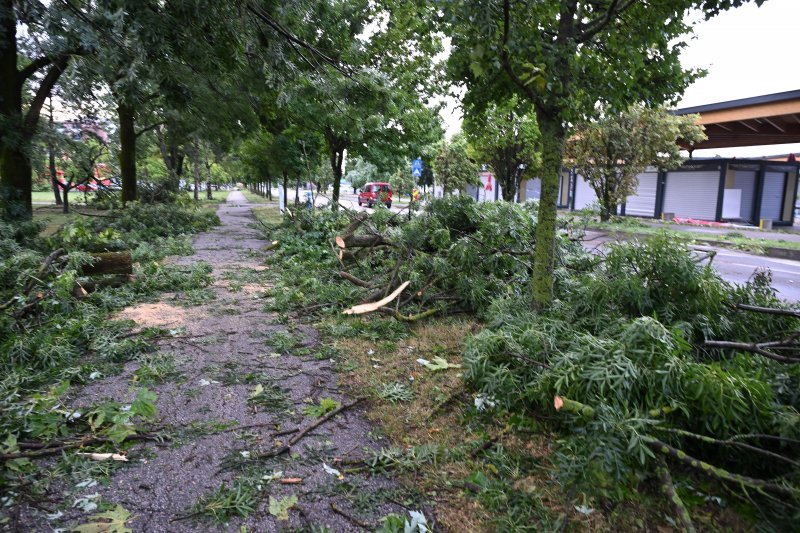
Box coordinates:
[411,158,422,177]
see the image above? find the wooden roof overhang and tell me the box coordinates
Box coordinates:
[674,90,800,150]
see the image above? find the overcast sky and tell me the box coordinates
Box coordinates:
[442,0,800,158]
[681,0,800,158]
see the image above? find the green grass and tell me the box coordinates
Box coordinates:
[179,190,230,205]
[32,190,98,204]
[33,204,108,236]
[239,189,273,204]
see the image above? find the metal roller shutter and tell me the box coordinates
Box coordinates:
[662,171,720,220]
[625,172,658,217]
[733,170,756,222]
[525,178,541,201]
[760,172,785,221]
[573,175,597,209]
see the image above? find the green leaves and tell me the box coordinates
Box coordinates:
[303,398,341,418]
[131,388,157,419]
[268,495,298,521]
[72,504,133,533]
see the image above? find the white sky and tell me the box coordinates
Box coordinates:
[681,0,800,158]
[442,0,800,157]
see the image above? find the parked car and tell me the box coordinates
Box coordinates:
[358,182,392,208]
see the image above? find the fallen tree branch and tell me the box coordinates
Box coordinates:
[733,303,800,319]
[553,396,800,500]
[23,248,66,294]
[655,427,800,469]
[330,502,372,529]
[644,437,800,499]
[378,306,441,322]
[1,431,166,460]
[341,234,392,248]
[656,458,696,533]
[338,271,372,288]
[704,340,800,364]
[257,398,363,459]
[342,281,410,315]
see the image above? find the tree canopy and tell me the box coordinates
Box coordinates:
[442,0,765,307]
[567,106,706,221]
[464,95,540,202]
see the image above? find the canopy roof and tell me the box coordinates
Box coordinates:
[675,90,800,150]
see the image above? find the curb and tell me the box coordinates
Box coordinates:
[596,230,800,262]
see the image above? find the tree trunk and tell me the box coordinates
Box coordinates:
[79,251,133,276]
[282,171,288,208]
[329,148,344,211]
[50,153,62,206]
[48,101,62,205]
[267,177,272,200]
[531,115,566,308]
[0,1,29,218]
[295,176,300,205]
[62,187,70,214]
[500,171,517,202]
[118,102,137,204]
[192,137,200,202]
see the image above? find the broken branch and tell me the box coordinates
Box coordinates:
[342,281,410,315]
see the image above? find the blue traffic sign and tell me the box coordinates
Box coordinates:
[411,158,422,177]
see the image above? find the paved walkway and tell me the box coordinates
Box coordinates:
[25,190,404,531]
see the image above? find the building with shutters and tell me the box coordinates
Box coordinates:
[517,90,800,227]
[564,159,798,226]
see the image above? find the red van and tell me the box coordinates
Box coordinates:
[358,182,392,208]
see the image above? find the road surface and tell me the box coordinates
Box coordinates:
[708,246,800,301]
[584,232,800,301]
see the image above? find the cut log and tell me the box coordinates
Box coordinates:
[341,212,369,235]
[74,274,133,297]
[79,252,133,276]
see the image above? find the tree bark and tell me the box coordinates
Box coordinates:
[325,135,345,211]
[118,102,137,204]
[79,252,133,276]
[48,101,63,205]
[282,171,288,208]
[62,187,70,214]
[530,115,565,308]
[0,0,27,217]
[192,137,200,202]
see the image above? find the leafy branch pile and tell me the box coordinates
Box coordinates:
[467,236,800,527]
[262,200,800,527]
[0,204,217,521]
[263,197,586,320]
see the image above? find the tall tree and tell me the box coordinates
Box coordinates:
[464,96,540,202]
[345,157,378,193]
[0,0,90,218]
[567,105,706,221]
[443,0,764,307]
[433,134,480,195]
[280,0,443,210]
